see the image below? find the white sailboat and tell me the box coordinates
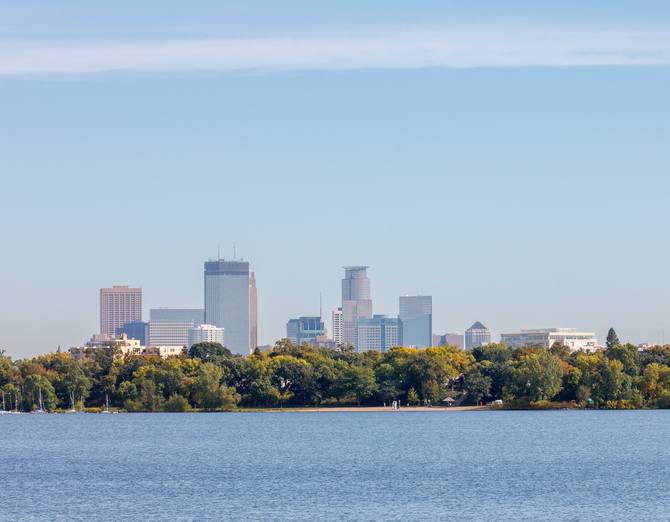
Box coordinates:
[100,391,112,413]
[30,388,48,414]
[65,391,76,414]
[9,393,25,414]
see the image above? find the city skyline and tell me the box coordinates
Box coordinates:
[2,2,670,358]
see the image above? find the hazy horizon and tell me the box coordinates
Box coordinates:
[2,1,670,359]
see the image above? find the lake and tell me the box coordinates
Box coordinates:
[2,410,669,521]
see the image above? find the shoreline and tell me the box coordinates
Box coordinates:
[246,406,490,412]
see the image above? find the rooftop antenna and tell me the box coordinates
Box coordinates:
[234,242,236,260]
[320,292,322,319]
[218,243,220,260]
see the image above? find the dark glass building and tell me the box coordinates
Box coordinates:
[116,320,149,346]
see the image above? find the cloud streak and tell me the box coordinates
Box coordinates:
[2,25,670,76]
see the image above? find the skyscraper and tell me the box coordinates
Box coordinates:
[342,266,372,349]
[249,272,258,352]
[465,322,492,350]
[204,259,252,355]
[332,308,343,345]
[148,308,204,347]
[399,295,432,349]
[100,285,142,340]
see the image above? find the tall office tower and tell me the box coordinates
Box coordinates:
[341,266,373,349]
[286,317,325,346]
[204,259,251,355]
[399,295,432,349]
[356,315,402,353]
[148,309,204,347]
[465,321,492,350]
[332,308,343,345]
[100,286,142,340]
[116,320,149,346]
[249,272,258,353]
[188,324,225,349]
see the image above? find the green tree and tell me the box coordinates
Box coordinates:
[465,372,492,405]
[194,363,240,411]
[163,394,191,412]
[24,374,57,411]
[0,356,16,387]
[424,380,441,404]
[606,328,620,349]
[407,387,419,405]
[505,351,563,402]
[250,379,279,406]
[338,365,377,407]
[188,342,232,362]
[605,343,639,377]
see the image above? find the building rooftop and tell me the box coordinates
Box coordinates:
[468,321,488,330]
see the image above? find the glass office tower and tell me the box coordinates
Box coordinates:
[286,316,325,346]
[342,266,373,349]
[204,259,251,355]
[399,295,432,349]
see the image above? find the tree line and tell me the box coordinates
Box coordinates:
[2,329,670,411]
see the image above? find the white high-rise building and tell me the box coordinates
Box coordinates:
[188,324,225,348]
[332,308,343,345]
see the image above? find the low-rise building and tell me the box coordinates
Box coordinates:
[188,324,225,349]
[68,334,184,361]
[501,328,598,352]
[356,315,402,353]
[433,333,465,350]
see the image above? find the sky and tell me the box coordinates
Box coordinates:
[1,1,670,359]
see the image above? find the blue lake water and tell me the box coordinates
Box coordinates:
[2,410,670,521]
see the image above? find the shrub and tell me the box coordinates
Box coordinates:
[124,399,143,412]
[163,394,191,412]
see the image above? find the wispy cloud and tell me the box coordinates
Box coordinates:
[2,24,670,76]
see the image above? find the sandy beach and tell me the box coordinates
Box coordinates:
[263,406,489,412]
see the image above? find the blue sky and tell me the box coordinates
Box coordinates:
[2,1,670,358]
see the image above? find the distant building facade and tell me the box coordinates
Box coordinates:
[433,333,465,350]
[399,295,432,349]
[501,328,598,352]
[68,334,183,361]
[204,259,253,355]
[100,286,142,340]
[342,267,373,349]
[356,315,402,353]
[249,272,258,352]
[148,308,204,347]
[332,308,343,345]
[286,316,325,346]
[188,324,225,348]
[313,335,337,349]
[116,320,149,346]
[465,322,491,350]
